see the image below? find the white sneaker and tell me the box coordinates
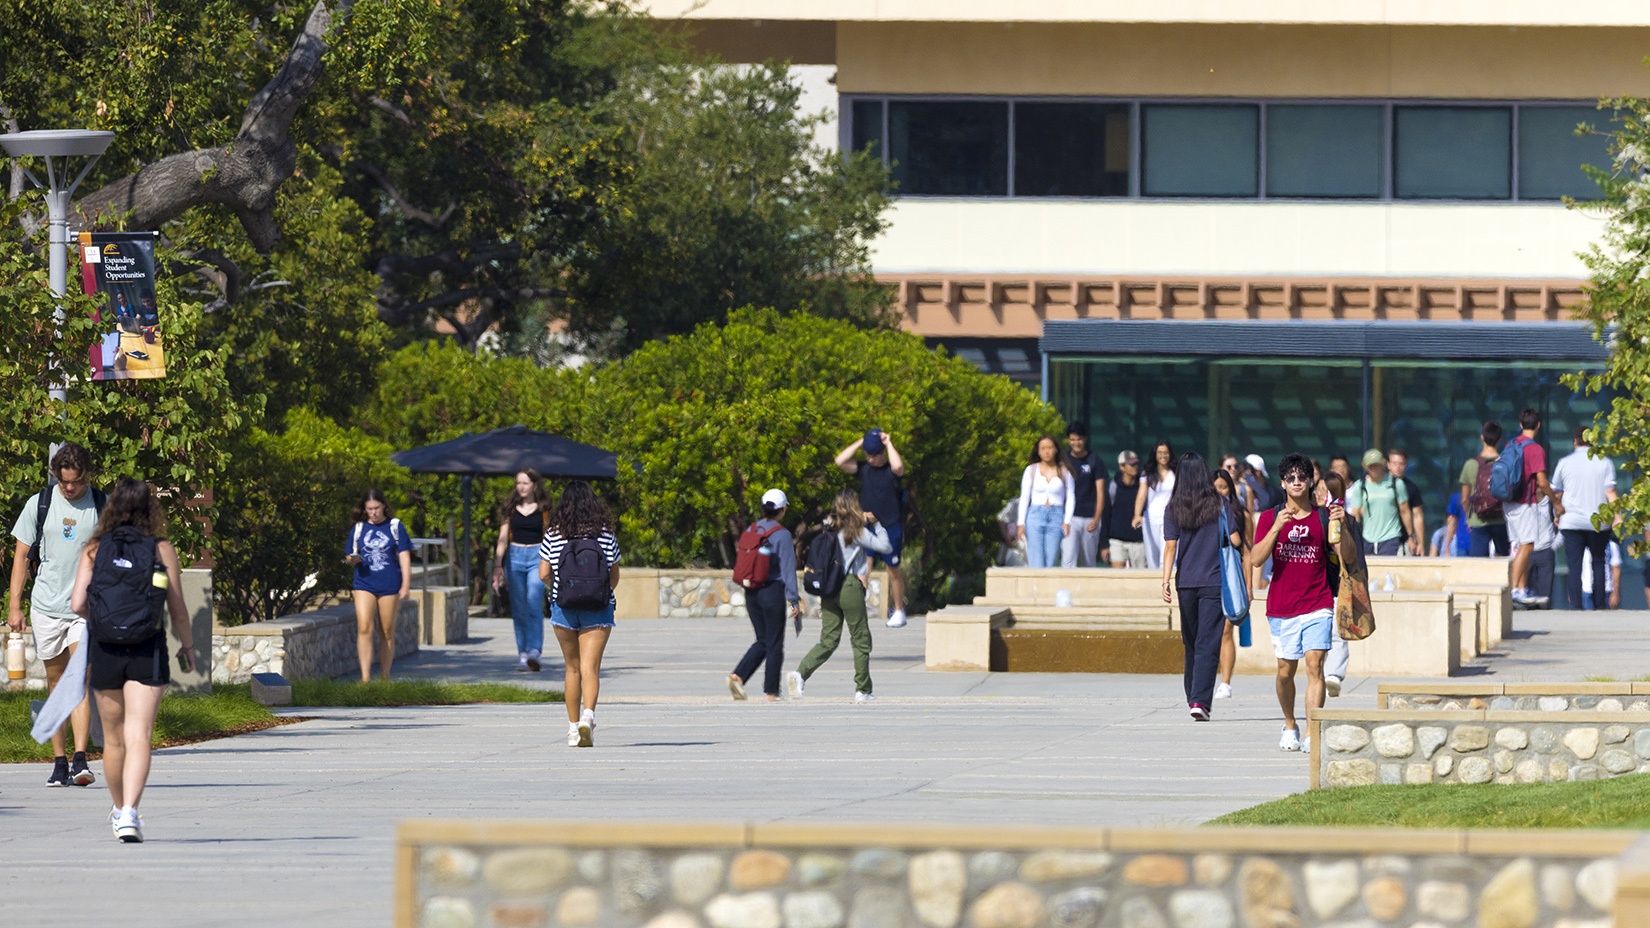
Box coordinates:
[1303,737,1311,754]
[1325,676,1343,697]
[108,806,121,839]
[1214,682,1233,699]
[727,674,747,701]
[786,671,805,699]
[1279,728,1302,752]
[885,610,907,628]
[567,724,580,747]
[853,692,876,703]
[114,807,142,843]
[577,719,593,748]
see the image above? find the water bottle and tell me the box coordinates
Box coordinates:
[6,632,24,681]
[1054,589,1073,608]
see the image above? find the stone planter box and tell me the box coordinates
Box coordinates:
[615,568,884,621]
[1312,707,1650,789]
[211,598,419,683]
[395,818,1639,928]
[1379,682,1650,711]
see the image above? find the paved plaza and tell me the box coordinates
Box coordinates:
[2,609,1647,926]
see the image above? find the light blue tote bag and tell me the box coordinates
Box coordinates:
[1218,506,1251,641]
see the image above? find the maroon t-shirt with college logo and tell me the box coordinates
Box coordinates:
[1256,507,1333,619]
[1516,437,1547,505]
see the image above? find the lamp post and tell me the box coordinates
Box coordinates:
[1,130,115,463]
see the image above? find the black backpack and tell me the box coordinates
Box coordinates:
[555,537,611,609]
[801,530,845,598]
[87,527,167,645]
[28,485,107,575]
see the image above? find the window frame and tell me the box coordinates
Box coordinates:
[841,94,1609,204]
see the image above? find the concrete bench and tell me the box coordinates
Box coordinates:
[924,606,1012,671]
[1311,706,1650,788]
[211,598,419,683]
[1380,682,1650,711]
[1230,591,1460,677]
[411,585,469,645]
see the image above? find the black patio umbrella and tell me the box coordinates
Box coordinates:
[391,426,620,592]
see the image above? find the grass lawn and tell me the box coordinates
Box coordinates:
[2,679,560,763]
[1211,774,1650,829]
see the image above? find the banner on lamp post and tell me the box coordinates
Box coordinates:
[79,231,164,380]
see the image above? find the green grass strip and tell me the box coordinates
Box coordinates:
[2,679,559,762]
[1211,774,1650,829]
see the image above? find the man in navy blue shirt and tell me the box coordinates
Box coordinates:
[1061,423,1108,568]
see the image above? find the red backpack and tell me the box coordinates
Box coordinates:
[1470,454,1503,518]
[733,522,784,589]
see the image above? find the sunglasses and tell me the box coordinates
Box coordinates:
[1280,473,1313,485]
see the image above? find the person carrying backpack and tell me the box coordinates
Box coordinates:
[67,478,195,843]
[537,481,621,748]
[1494,408,1554,605]
[344,489,411,682]
[7,442,107,787]
[1458,421,1509,557]
[728,489,801,702]
[788,489,891,703]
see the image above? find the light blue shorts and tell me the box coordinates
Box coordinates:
[1267,608,1334,661]
[550,602,615,631]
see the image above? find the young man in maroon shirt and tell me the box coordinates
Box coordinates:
[1250,453,1355,753]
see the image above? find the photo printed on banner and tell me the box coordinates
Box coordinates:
[79,231,165,380]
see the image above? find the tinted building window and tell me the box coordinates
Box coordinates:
[1395,106,1512,199]
[1518,106,1611,201]
[851,99,884,155]
[889,101,1008,196]
[1142,105,1258,197]
[1014,102,1129,197]
[1266,105,1384,198]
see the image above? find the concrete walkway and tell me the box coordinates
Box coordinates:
[0,608,1639,927]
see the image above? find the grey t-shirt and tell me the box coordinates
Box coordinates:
[11,488,102,619]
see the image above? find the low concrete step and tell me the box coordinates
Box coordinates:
[992,629,1184,673]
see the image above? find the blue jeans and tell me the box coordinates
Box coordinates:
[1470,524,1509,557]
[1025,505,1064,568]
[505,544,545,656]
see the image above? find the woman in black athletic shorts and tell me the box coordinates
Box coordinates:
[69,478,194,843]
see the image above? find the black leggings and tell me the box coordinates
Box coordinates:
[1178,585,1224,709]
[733,582,787,696]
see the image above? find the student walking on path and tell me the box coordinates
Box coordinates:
[1061,424,1108,568]
[835,431,909,627]
[1346,449,1414,556]
[788,490,891,702]
[345,490,411,681]
[1211,468,1248,700]
[1160,454,1243,721]
[1018,435,1074,569]
[8,443,106,787]
[1386,449,1426,556]
[729,489,802,702]
[491,469,550,673]
[1136,441,1176,569]
[68,478,195,843]
[1552,427,1620,610]
[1251,453,1353,753]
[538,481,620,747]
[1459,422,1509,557]
[1504,409,1554,606]
[1107,451,1147,568]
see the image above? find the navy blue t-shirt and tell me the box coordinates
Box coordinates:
[349,519,411,595]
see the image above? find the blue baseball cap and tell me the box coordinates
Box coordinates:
[863,430,885,454]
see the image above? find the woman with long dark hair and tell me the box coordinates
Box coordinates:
[491,469,551,673]
[68,478,194,842]
[729,489,802,702]
[1134,441,1177,569]
[344,489,410,682]
[1016,435,1074,569]
[1211,468,1249,700]
[538,481,621,747]
[1160,454,1242,721]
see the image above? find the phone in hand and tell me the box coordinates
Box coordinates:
[177,647,194,673]
[344,554,362,566]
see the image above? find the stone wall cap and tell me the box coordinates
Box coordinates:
[924,607,1013,625]
[1379,683,1500,696]
[1504,682,1633,695]
[1464,830,1636,857]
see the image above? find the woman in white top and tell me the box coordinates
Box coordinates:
[1134,441,1176,569]
[1017,435,1075,569]
[788,489,891,700]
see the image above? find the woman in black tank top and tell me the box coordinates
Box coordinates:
[492,470,549,672]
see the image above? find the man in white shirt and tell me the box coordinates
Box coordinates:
[1550,427,1619,610]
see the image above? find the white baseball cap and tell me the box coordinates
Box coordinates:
[761,488,788,509]
[1244,454,1267,475]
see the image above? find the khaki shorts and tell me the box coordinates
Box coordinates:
[30,610,86,662]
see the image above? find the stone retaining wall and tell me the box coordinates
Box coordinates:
[395,820,1638,928]
[211,598,419,683]
[1379,683,1650,711]
[1313,708,1650,789]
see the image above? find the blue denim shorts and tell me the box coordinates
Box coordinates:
[550,602,615,631]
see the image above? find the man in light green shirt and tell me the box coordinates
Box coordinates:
[7,443,103,787]
[1346,448,1414,556]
